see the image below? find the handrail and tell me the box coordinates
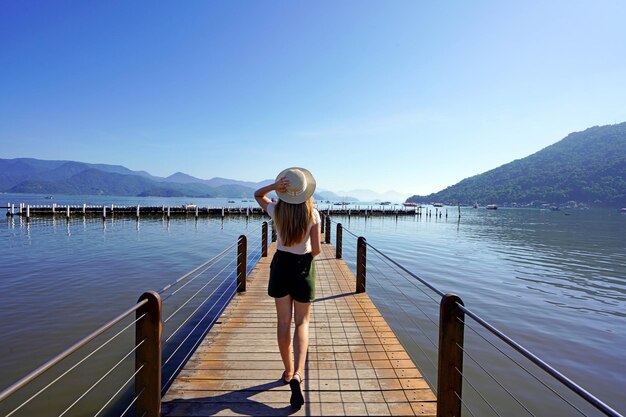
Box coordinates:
[365,240,446,298]
[0,299,147,402]
[328,217,445,297]
[458,303,623,417]
[156,219,266,295]
[157,241,237,295]
[0,220,269,417]
[331,217,624,417]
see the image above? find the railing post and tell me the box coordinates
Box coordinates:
[325,215,331,244]
[261,221,268,257]
[336,223,342,259]
[437,293,465,417]
[356,236,366,293]
[237,235,247,292]
[135,291,162,417]
[271,221,277,242]
[320,213,325,234]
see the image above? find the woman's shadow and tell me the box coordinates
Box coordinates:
[162,379,306,416]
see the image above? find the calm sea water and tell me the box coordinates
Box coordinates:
[335,207,626,416]
[1,194,625,416]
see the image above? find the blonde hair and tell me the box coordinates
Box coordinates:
[274,198,315,246]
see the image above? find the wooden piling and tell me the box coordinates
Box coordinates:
[356,236,366,293]
[336,223,342,259]
[437,294,465,417]
[135,291,162,417]
[261,222,268,257]
[237,235,247,292]
[325,215,331,244]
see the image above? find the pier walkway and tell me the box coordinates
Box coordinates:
[161,239,436,416]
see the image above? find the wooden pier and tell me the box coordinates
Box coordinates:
[161,238,436,416]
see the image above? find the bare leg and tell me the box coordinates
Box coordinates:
[293,300,311,378]
[275,295,294,380]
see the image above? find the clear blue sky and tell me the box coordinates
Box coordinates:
[1,1,625,196]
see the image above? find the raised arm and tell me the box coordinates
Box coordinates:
[254,177,289,212]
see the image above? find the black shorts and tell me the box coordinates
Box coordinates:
[268,250,316,303]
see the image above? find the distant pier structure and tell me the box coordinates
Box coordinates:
[4,202,422,220]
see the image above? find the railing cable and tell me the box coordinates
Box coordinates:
[458,342,538,417]
[58,341,145,417]
[457,303,622,417]
[2,309,146,414]
[118,387,145,417]
[459,316,589,417]
[455,390,480,417]
[455,366,505,417]
[164,277,237,362]
[163,255,237,325]
[367,257,439,352]
[365,259,438,386]
[329,219,445,298]
[157,242,237,295]
[161,279,241,394]
[162,247,235,303]
[164,257,237,343]
[367,248,441,323]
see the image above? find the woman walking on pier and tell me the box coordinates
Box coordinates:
[254,167,321,410]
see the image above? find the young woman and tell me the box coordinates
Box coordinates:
[254,167,321,409]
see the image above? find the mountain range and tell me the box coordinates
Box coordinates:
[0,158,357,201]
[407,122,626,207]
[3,121,624,206]
[336,189,407,202]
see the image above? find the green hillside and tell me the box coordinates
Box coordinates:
[407,122,626,207]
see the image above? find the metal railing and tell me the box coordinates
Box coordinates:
[0,220,270,417]
[323,214,623,417]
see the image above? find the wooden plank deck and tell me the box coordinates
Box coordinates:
[161,239,436,416]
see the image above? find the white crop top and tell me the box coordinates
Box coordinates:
[267,202,321,255]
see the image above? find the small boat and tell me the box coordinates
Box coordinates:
[433,203,444,207]
[621,208,626,213]
[473,202,478,208]
[182,204,197,210]
[380,202,391,206]
[486,204,498,210]
[45,196,54,200]
[227,200,236,203]
[403,202,417,207]
[550,206,560,211]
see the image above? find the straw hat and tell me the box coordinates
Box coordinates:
[275,167,316,204]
